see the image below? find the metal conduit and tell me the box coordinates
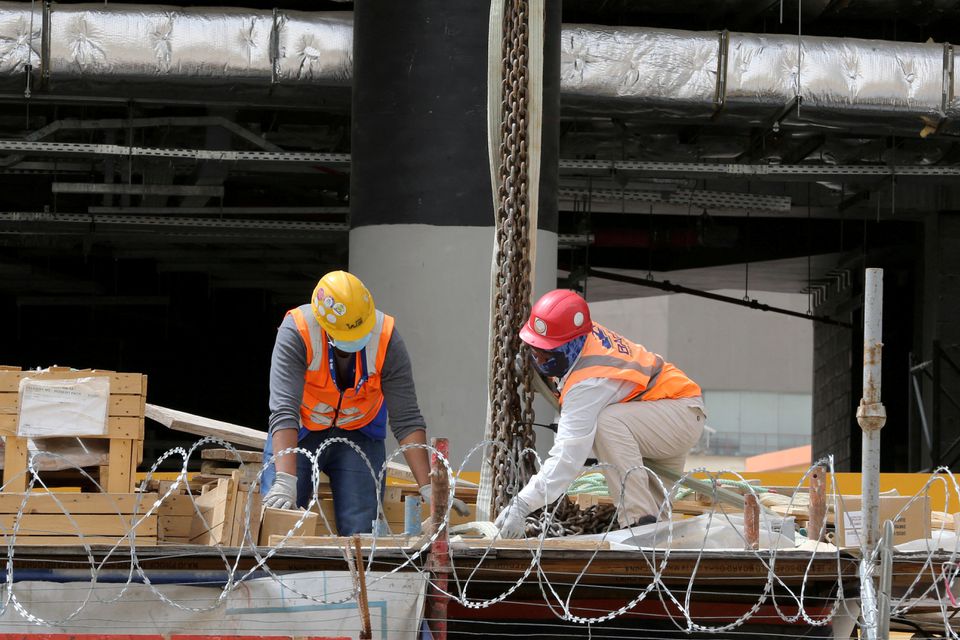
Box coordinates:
[0,3,956,131]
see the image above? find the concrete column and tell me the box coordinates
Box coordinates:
[350,1,560,465]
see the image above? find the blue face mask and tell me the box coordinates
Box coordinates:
[331,332,373,353]
[529,334,587,378]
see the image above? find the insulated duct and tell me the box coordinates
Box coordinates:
[0,2,955,132]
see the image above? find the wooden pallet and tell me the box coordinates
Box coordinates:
[0,492,159,546]
[0,368,146,493]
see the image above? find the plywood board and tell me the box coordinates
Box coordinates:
[146,404,266,449]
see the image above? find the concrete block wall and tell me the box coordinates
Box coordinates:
[812,321,853,470]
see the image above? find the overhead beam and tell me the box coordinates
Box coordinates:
[52,183,224,198]
[88,206,349,215]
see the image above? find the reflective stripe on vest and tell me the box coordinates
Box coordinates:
[559,322,700,405]
[287,304,395,431]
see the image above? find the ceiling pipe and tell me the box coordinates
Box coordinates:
[0,3,955,132]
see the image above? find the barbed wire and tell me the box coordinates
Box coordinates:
[0,441,956,637]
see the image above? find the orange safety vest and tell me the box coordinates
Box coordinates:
[288,304,395,431]
[559,322,701,405]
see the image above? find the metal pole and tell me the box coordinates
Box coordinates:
[933,339,942,467]
[857,268,887,640]
[426,437,450,640]
[878,519,895,639]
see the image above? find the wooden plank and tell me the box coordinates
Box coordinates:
[229,488,261,546]
[0,393,142,416]
[0,535,157,546]
[154,493,196,517]
[146,404,266,449]
[0,371,143,394]
[0,414,143,438]
[269,535,611,550]
[2,436,28,492]
[0,367,21,372]
[158,515,193,540]
[0,492,160,514]
[106,439,134,493]
[201,448,263,463]
[0,513,157,536]
[188,477,236,545]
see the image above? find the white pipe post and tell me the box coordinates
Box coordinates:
[857,268,887,639]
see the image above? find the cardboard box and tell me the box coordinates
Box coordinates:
[836,495,930,547]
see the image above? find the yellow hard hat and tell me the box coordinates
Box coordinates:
[310,271,376,343]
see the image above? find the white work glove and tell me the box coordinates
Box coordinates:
[494,497,531,539]
[419,484,471,517]
[263,471,298,510]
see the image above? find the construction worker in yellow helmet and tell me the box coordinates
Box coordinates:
[261,270,469,534]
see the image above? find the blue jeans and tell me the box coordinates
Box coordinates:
[261,428,386,535]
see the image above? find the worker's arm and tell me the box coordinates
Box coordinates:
[516,378,635,510]
[268,314,308,474]
[271,427,299,476]
[379,328,429,463]
[398,428,431,487]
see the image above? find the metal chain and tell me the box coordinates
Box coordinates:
[524,499,617,537]
[490,0,537,515]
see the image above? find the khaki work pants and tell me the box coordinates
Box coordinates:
[593,397,706,527]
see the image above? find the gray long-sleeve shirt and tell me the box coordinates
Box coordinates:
[268,313,426,441]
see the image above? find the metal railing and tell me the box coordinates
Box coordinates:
[908,340,960,470]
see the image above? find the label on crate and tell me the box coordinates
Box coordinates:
[17,376,110,437]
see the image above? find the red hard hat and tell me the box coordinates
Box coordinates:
[520,289,591,350]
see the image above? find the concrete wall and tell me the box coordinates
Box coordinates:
[351,226,558,467]
[590,290,814,458]
[590,291,812,394]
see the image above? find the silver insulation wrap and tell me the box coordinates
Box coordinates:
[561,24,719,117]
[0,1,953,131]
[48,5,275,82]
[0,2,40,77]
[725,32,946,127]
[274,10,351,85]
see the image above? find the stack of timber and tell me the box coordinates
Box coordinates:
[0,492,158,546]
[0,366,147,493]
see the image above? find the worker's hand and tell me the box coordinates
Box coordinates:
[419,485,471,518]
[494,497,531,539]
[263,471,298,510]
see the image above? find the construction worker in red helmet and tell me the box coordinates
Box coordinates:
[262,270,469,535]
[494,289,706,538]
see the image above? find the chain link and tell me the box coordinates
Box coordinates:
[489,0,537,515]
[488,0,596,536]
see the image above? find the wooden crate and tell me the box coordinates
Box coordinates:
[0,368,146,493]
[187,470,262,546]
[260,506,320,544]
[0,492,158,546]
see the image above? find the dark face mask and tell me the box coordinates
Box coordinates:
[530,346,571,378]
